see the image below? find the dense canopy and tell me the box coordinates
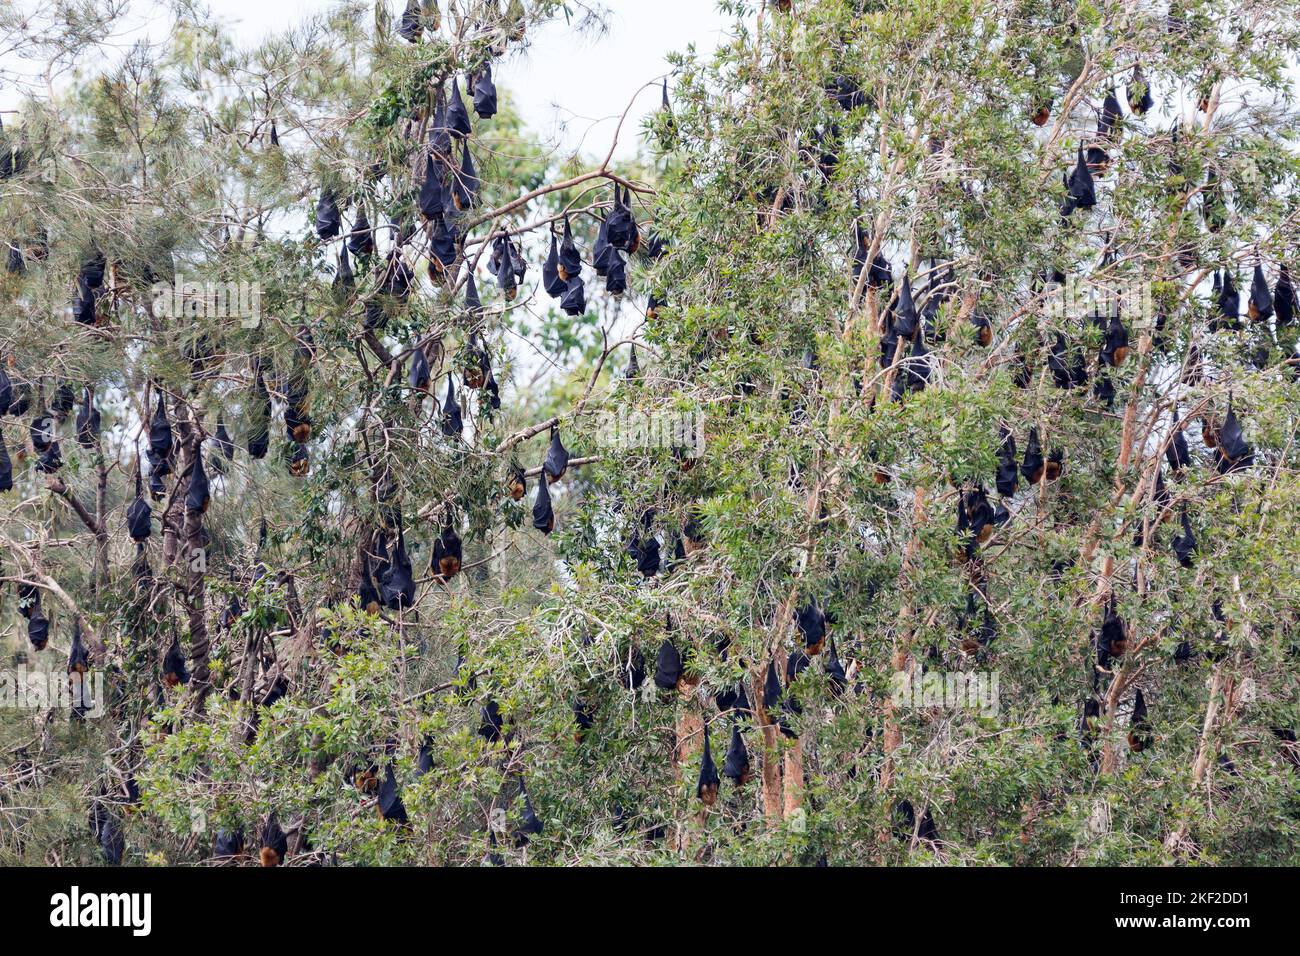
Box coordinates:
[2,0,1300,867]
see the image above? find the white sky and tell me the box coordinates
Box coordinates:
[501,1,731,161]
[0,0,731,161]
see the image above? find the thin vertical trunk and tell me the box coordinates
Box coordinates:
[93,449,109,591]
[782,740,804,817]
[174,422,212,709]
[1091,316,1159,771]
[1164,667,1226,854]
[674,702,704,855]
[1165,574,1251,853]
[752,662,785,825]
[880,486,928,794]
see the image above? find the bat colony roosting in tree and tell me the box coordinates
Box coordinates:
[1,0,1299,867]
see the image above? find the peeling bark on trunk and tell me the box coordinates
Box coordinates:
[782,739,804,817]
[760,726,785,824]
[746,472,829,827]
[673,699,704,855]
[752,662,785,825]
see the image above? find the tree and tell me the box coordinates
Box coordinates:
[2,0,1299,867]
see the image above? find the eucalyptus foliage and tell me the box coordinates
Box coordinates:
[2,0,1299,866]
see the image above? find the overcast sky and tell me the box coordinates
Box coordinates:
[0,0,731,160]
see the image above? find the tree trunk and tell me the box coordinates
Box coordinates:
[752,662,785,825]
[880,486,928,794]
